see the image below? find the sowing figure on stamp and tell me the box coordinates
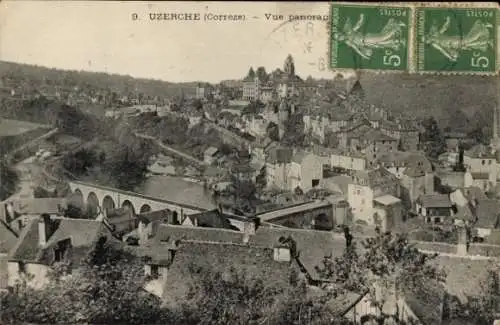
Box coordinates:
[336,14,407,60]
[425,17,494,62]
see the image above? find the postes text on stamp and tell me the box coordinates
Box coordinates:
[415,6,497,74]
[330,4,411,72]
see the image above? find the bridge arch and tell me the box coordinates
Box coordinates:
[139,204,152,214]
[71,189,84,209]
[102,195,116,214]
[86,192,100,218]
[122,200,136,216]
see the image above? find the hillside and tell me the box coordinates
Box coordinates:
[358,73,497,131]
[0,60,196,99]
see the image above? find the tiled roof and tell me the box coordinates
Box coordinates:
[417,194,452,208]
[0,219,18,254]
[9,217,114,264]
[162,241,292,306]
[248,227,345,281]
[474,199,500,229]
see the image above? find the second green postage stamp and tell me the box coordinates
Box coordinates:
[330,4,411,72]
[416,7,497,74]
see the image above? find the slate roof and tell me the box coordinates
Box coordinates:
[9,217,114,264]
[186,209,235,230]
[0,219,18,254]
[417,194,452,208]
[473,199,500,229]
[163,241,292,306]
[353,167,399,189]
[378,151,432,173]
[248,227,345,281]
[12,198,67,215]
[267,147,293,164]
[152,224,345,282]
[152,224,245,245]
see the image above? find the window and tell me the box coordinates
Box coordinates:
[18,262,26,274]
[482,160,485,165]
[489,160,492,165]
[356,190,361,195]
[434,217,441,224]
[151,265,160,278]
[361,199,365,205]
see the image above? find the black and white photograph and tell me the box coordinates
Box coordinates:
[0,1,498,325]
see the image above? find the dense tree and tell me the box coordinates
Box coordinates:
[255,66,268,82]
[0,240,165,325]
[176,264,341,325]
[282,113,306,147]
[0,161,19,201]
[246,67,256,80]
[421,117,447,159]
[316,231,446,308]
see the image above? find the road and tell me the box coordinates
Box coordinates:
[134,132,206,167]
[4,156,44,201]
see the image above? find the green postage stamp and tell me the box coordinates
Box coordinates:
[416,6,497,74]
[330,4,411,72]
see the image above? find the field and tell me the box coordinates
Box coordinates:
[0,118,49,136]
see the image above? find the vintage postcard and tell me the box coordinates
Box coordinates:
[0,1,499,325]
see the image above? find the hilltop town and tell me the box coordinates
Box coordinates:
[0,56,499,325]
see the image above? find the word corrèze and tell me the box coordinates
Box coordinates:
[147,12,246,21]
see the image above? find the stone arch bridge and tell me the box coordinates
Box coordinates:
[68,181,206,218]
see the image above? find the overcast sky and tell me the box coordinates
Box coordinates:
[0,1,354,83]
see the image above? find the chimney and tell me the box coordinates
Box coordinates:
[38,214,51,246]
[193,217,198,227]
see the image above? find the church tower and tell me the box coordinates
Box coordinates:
[284,54,295,77]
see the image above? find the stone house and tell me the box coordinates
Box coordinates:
[287,151,324,192]
[3,198,68,233]
[7,216,116,289]
[472,199,500,239]
[132,220,347,300]
[265,147,293,190]
[330,149,367,172]
[415,194,454,224]
[347,167,401,225]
